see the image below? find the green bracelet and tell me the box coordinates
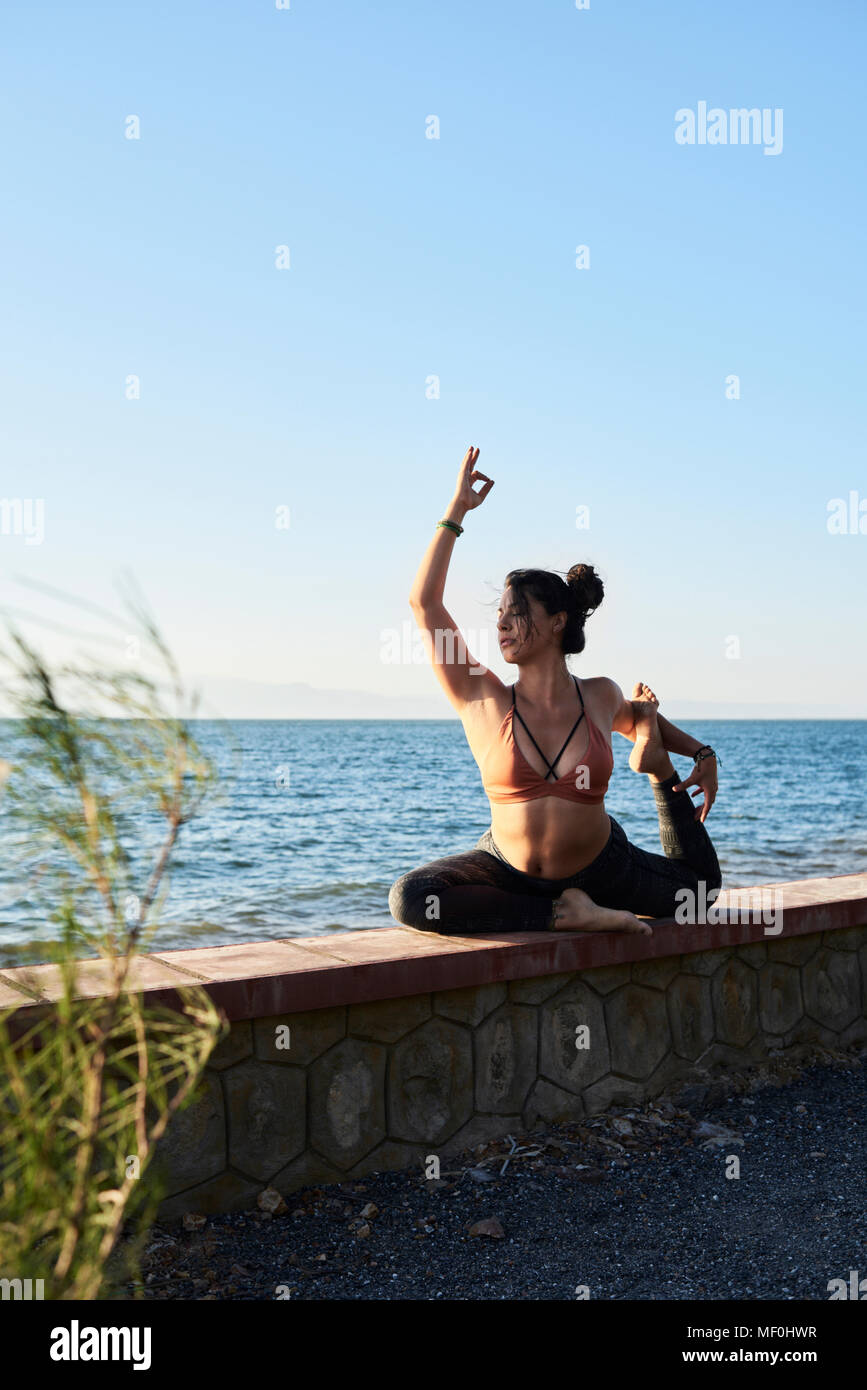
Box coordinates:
[437,519,464,536]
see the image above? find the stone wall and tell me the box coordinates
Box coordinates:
[3,872,865,1219]
[153,922,867,1217]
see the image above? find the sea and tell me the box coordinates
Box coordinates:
[0,719,865,967]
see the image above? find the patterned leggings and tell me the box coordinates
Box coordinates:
[388,772,722,934]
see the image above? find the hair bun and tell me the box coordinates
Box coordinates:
[566,562,604,617]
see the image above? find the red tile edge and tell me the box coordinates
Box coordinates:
[1,875,865,1024]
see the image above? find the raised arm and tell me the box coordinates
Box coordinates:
[409,446,501,712]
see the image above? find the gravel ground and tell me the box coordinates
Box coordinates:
[118,1046,867,1302]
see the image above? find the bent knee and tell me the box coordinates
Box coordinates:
[388,873,443,932]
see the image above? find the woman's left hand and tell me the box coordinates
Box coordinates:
[673,757,718,823]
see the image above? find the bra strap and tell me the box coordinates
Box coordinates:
[513,680,586,782]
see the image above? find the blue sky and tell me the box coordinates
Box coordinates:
[1,0,864,715]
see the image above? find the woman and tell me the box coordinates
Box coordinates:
[388,447,722,936]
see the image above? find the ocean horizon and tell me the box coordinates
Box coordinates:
[1,718,865,967]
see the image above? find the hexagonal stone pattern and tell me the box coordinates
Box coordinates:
[631,956,681,990]
[349,994,431,1043]
[522,1077,584,1127]
[309,1038,386,1170]
[508,973,573,1005]
[441,1114,523,1158]
[711,958,759,1048]
[605,985,670,1079]
[738,943,768,969]
[270,1150,344,1194]
[539,981,609,1095]
[666,974,714,1060]
[154,1071,224,1196]
[346,1139,430,1180]
[434,982,507,1025]
[208,1020,253,1071]
[821,927,864,952]
[388,1018,472,1144]
[474,1004,538,1113]
[253,1007,345,1066]
[146,918,867,1217]
[157,1170,261,1219]
[225,1059,306,1181]
[682,948,731,977]
[802,948,861,1032]
[759,962,804,1036]
[581,963,631,995]
[767,935,820,966]
[582,1073,648,1114]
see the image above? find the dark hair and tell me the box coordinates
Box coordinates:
[503,563,604,655]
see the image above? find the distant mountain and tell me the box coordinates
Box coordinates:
[0,674,862,721]
[193,677,455,720]
[190,679,866,721]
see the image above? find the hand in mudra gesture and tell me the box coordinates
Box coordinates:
[453,445,494,511]
[674,756,718,823]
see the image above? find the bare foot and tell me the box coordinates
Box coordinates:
[551,887,652,936]
[627,682,674,782]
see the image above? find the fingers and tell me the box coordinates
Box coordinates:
[673,771,697,793]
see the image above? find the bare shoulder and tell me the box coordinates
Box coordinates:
[460,668,510,720]
[581,675,624,709]
[459,669,512,750]
[582,674,639,738]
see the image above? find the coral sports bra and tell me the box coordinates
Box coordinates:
[480,676,613,805]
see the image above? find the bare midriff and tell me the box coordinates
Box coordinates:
[489,799,611,879]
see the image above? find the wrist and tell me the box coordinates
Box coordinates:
[445,499,468,524]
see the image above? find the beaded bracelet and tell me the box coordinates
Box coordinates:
[437,519,464,536]
[694,745,722,768]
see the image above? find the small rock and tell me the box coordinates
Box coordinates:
[611,1118,634,1136]
[469,1168,496,1183]
[182,1214,206,1233]
[468,1218,505,1239]
[693,1120,744,1149]
[355,1223,371,1239]
[795,1104,808,1114]
[258,1187,288,1216]
[359,1202,379,1220]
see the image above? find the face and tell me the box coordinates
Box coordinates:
[496,587,566,663]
